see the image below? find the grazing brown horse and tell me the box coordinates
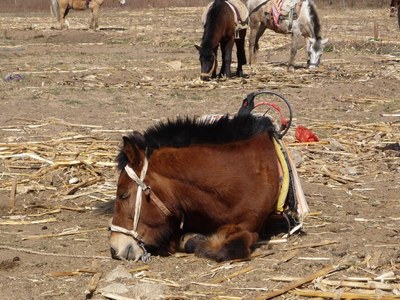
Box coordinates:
[50,0,125,30]
[109,114,289,262]
[195,0,248,80]
[247,0,327,69]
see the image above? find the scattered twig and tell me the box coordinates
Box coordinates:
[8,177,17,214]
[85,272,102,299]
[0,217,57,225]
[0,245,110,259]
[210,266,256,284]
[291,289,400,299]
[256,263,347,300]
[22,227,107,240]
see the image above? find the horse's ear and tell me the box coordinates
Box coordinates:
[122,134,145,167]
[194,44,201,52]
[308,37,316,44]
[321,38,329,45]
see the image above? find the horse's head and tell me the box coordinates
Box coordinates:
[195,44,217,81]
[109,133,174,262]
[307,37,328,69]
[118,0,126,5]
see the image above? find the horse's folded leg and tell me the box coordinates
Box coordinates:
[194,225,258,262]
[182,234,207,253]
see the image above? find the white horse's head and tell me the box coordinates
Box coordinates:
[307,37,328,69]
[119,0,126,5]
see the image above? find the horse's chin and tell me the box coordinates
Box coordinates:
[110,233,145,262]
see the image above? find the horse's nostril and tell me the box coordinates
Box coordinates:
[110,247,119,259]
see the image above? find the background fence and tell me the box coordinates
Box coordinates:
[0,0,393,12]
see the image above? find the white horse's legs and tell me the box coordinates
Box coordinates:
[289,33,300,68]
[305,38,311,65]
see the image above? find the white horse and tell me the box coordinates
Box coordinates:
[247,0,327,69]
[50,0,125,30]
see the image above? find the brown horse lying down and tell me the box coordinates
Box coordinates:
[108,114,292,262]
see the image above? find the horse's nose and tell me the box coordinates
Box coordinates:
[110,247,120,260]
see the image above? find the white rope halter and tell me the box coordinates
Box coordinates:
[108,158,149,240]
[109,157,173,238]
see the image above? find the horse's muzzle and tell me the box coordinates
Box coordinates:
[110,233,147,262]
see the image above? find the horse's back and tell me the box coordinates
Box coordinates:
[150,129,280,231]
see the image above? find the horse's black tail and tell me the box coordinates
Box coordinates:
[50,0,60,21]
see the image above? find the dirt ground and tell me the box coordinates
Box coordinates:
[0,4,399,300]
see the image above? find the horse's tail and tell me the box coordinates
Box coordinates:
[50,0,60,21]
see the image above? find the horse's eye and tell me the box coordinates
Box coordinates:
[119,192,130,200]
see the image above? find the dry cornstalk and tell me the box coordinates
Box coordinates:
[65,177,104,195]
[127,265,149,273]
[22,227,107,240]
[210,266,256,284]
[100,293,136,300]
[256,263,345,300]
[276,249,299,265]
[85,272,102,297]
[46,269,98,277]
[291,289,400,299]
[8,177,17,214]
[284,240,339,251]
[319,279,400,291]
[0,217,57,225]
[140,277,180,288]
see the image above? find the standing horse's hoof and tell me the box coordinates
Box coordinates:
[287,65,295,72]
[236,70,249,78]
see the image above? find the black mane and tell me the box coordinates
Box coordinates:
[309,1,321,39]
[117,114,276,170]
[201,0,226,55]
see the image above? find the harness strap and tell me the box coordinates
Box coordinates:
[125,159,149,231]
[108,222,140,239]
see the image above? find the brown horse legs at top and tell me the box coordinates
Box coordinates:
[390,0,400,29]
[390,0,398,17]
[51,0,105,30]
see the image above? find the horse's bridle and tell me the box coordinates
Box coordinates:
[108,155,173,262]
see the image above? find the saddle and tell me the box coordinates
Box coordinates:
[267,0,303,31]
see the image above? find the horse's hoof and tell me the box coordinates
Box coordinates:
[237,71,249,79]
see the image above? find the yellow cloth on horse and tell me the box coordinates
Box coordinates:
[273,137,309,223]
[272,137,290,213]
[202,0,249,27]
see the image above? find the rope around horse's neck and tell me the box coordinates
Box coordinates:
[200,55,216,78]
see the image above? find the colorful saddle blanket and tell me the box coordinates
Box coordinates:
[271,0,301,27]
